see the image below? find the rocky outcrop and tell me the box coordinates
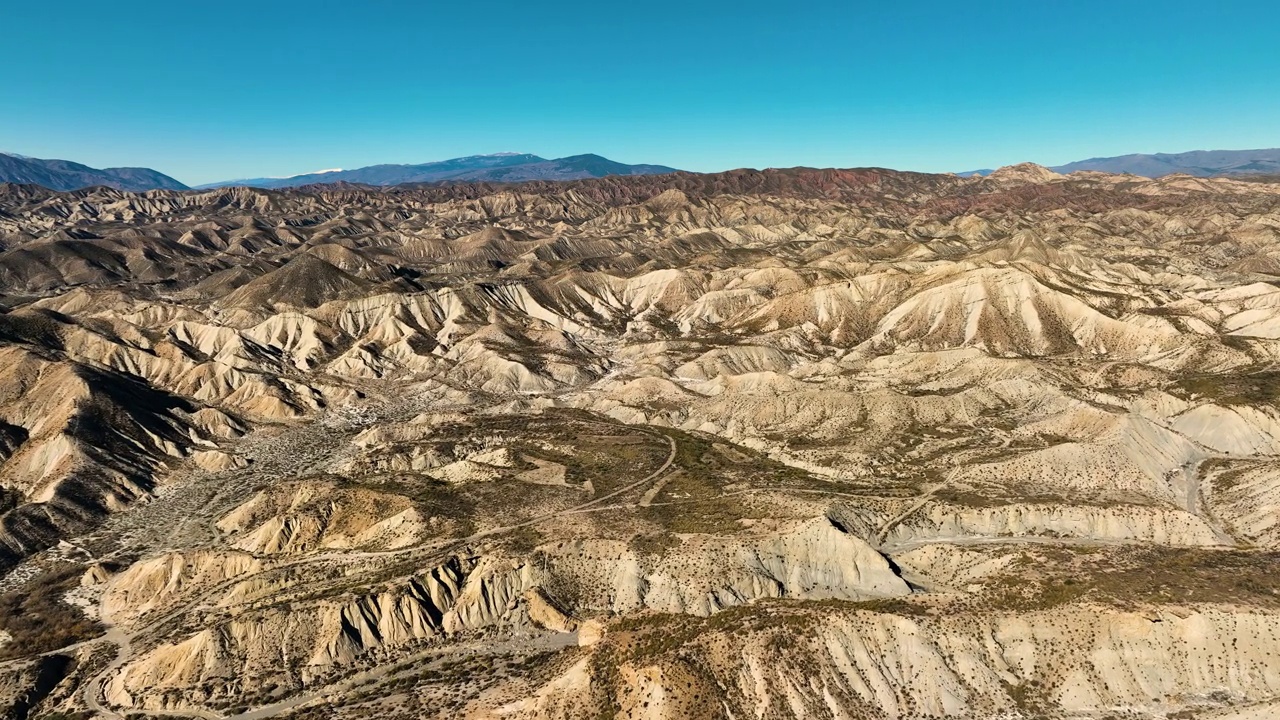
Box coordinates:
[215,481,425,555]
[105,554,541,706]
[862,501,1225,550]
[105,519,907,708]
[542,518,910,616]
[102,551,263,624]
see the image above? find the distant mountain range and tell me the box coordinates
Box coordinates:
[0,152,188,191]
[1052,148,1280,177]
[962,148,1280,178]
[196,153,680,189]
[5,147,1278,193]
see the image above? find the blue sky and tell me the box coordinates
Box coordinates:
[5,0,1277,185]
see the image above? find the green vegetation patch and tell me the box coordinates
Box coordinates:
[974,545,1280,612]
[1175,370,1280,406]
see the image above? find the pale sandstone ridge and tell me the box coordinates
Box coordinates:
[101,551,263,623]
[99,518,908,709]
[863,501,1227,549]
[517,605,1280,720]
[215,481,426,555]
[540,518,910,616]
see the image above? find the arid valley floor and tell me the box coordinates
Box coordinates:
[2,164,1280,719]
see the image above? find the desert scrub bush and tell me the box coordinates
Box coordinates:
[971,545,1280,612]
[846,596,933,617]
[502,525,546,554]
[1175,370,1280,406]
[628,531,682,555]
[0,564,103,659]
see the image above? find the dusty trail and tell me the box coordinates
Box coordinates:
[1184,457,1239,547]
[640,469,682,506]
[871,470,958,548]
[223,632,579,720]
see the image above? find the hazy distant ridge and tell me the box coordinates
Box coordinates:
[199,153,679,189]
[7,147,1278,192]
[964,148,1280,178]
[0,153,188,191]
[1050,148,1280,177]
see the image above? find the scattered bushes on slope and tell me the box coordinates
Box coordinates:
[0,565,102,660]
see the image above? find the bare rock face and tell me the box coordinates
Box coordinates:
[215,481,426,554]
[876,501,1225,549]
[524,588,578,633]
[986,162,1064,184]
[539,518,909,617]
[101,550,264,623]
[191,449,247,472]
[2,167,1280,719]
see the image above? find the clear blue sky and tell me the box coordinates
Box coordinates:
[5,0,1277,185]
